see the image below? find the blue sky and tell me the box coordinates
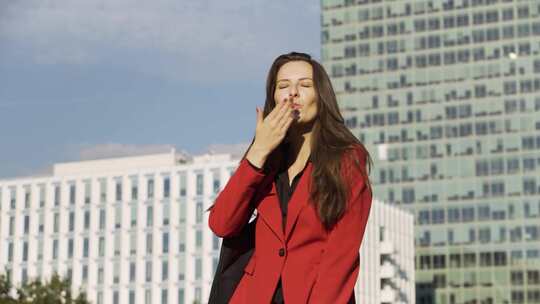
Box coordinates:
[0,0,320,179]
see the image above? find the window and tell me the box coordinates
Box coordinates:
[130,263,136,282]
[99,237,105,257]
[213,234,220,250]
[162,232,169,254]
[479,228,491,243]
[195,258,202,279]
[84,210,90,230]
[480,252,492,266]
[99,179,107,203]
[22,242,28,261]
[478,205,490,220]
[54,185,60,206]
[212,169,220,194]
[162,261,168,281]
[486,10,498,23]
[84,181,91,204]
[38,185,45,207]
[114,233,121,256]
[178,288,185,304]
[178,172,187,196]
[130,233,137,255]
[448,208,460,223]
[163,176,170,198]
[7,242,13,262]
[98,267,104,284]
[83,237,89,257]
[52,239,58,259]
[146,233,153,254]
[433,255,446,269]
[523,158,536,171]
[131,177,138,200]
[428,54,441,66]
[163,203,170,226]
[69,211,75,231]
[145,290,151,304]
[129,290,135,304]
[502,8,514,21]
[147,177,154,199]
[54,212,60,233]
[161,289,168,304]
[512,271,524,285]
[462,207,474,222]
[196,230,203,248]
[24,215,30,234]
[196,201,203,223]
[115,180,122,202]
[131,205,137,227]
[444,52,456,64]
[99,209,106,230]
[494,251,507,266]
[431,209,445,224]
[113,261,120,283]
[69,183,76,205]
[414,19,426,32]
[115,205,122,229]
[418,210,429,224]
[428,18,440,30]
[145,261,152,282]
[147,206,153,227]
[524,179,537,195]
[196,173,204,196]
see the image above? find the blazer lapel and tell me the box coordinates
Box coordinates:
[257,181,285,243]
[284,162,313,243]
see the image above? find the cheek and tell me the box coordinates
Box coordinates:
[274,90,287,102]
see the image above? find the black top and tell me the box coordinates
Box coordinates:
[246,155,312,303]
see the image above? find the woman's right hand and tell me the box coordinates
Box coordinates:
[246,97,296,168]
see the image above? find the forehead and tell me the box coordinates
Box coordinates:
[276,61,313,80]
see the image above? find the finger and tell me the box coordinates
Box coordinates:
[275,97,292,123]
[278,112,294,133]
[255,106,263,126]
[277,104,293,127]
[269,97,290,124]
[267,97,288,121]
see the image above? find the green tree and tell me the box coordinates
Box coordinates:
[0,271,89,304]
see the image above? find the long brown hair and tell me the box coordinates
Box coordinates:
[208,51,372,231]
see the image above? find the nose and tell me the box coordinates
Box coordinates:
[289,88,299,98]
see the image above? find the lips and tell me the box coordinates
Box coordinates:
[292,103,302,109]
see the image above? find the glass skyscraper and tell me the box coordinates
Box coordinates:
[321,0,540,303]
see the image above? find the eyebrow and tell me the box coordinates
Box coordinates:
[276,77,313,82]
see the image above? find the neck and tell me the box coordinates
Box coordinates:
[283,123,313,166]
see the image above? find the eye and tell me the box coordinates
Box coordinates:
[301,83,312,87]
[278,85,288,89]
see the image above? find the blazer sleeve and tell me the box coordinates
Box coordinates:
[308,148,373,304]
[208,157,270,238]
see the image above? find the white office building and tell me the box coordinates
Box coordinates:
[356,198,416,304]
[0,148,236,304]
[0,148,414,304]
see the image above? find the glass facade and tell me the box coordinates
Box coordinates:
[322,0,540,303]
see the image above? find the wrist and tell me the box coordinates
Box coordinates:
[246,145,270,169]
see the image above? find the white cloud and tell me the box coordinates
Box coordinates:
[0,0,320,82]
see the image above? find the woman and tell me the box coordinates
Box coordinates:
[208,52,373,304]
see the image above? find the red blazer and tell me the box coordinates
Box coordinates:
[208,145,372,304]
